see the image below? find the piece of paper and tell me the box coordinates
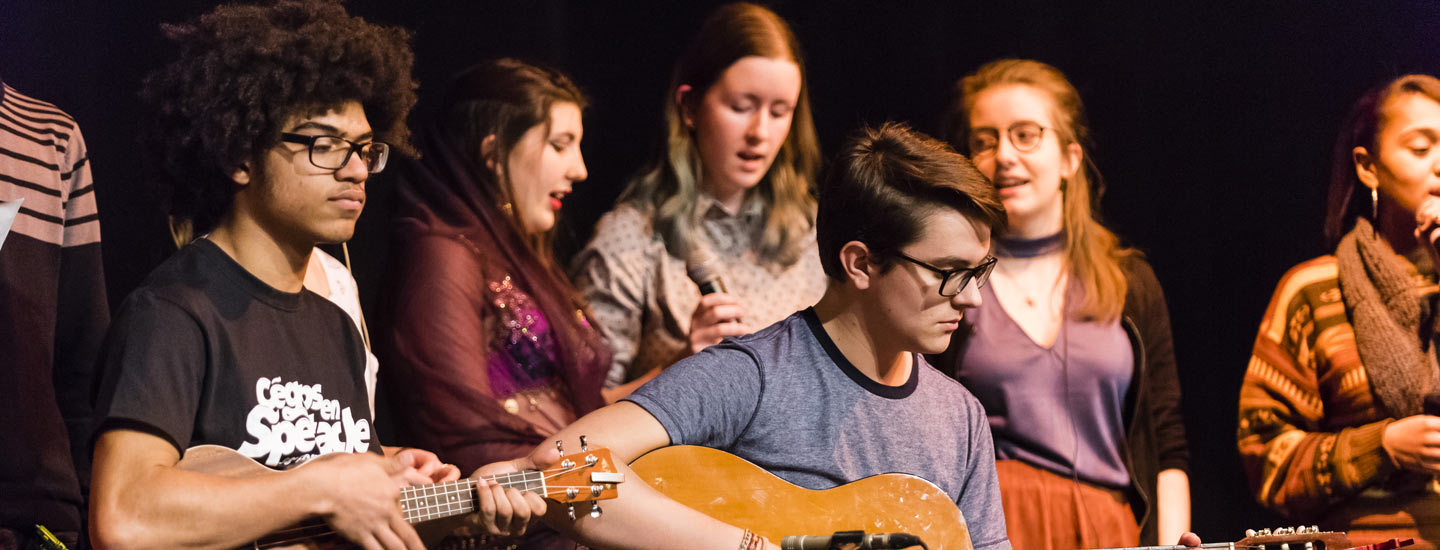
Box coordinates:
[0,197,23,252]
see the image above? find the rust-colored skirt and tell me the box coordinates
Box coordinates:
[996,460,1139,550]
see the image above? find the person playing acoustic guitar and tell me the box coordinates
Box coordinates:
[86,2,517,549]
[466,123,1009,549]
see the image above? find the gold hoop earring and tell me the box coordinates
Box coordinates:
[1371,187,1379,237]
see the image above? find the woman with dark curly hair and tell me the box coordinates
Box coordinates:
[379,59,609,549]
[87,2,516,549]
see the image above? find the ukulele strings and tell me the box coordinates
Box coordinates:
[253,470,604,547]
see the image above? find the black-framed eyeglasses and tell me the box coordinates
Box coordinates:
[279,133,391,174]
[895,252,997,297]
[967,121,1046,157]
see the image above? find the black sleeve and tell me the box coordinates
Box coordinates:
[53,242,109,489]
[1126,257,1189,472]
[92,291,204,455]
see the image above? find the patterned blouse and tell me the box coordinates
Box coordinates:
[572,194,828,387]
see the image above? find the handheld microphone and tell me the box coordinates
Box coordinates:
[1424,393,1440,416]
[686,247,729,295]
[780,531,925,550]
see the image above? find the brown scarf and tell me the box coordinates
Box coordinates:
[1336,218,1440,417]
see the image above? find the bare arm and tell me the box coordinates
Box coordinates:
[90,429,424,550]
[475,402,773,550]
[1155,468,1191,545]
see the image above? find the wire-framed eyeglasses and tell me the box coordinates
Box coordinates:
[967,121,1046,157]
[279,133,391,174]
[895,253,997,297]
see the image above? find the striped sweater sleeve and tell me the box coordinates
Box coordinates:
[1236,257,1395,519]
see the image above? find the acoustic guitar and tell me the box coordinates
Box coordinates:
[175,438,622,549]
[630,446,1413,550]
[629,445,972,550]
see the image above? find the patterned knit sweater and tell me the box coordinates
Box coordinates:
[1238,254,1440,545]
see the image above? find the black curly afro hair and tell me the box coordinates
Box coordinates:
[140,0,417,234]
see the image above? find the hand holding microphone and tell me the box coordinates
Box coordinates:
[686,247,748,355]
[1415,195,1440,251]
[1413,195,1440,276]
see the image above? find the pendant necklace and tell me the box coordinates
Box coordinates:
[995,231,1066,308]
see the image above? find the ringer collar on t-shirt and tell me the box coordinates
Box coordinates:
[801,308,919,399]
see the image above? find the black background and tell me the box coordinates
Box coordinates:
[4,0,1440,541]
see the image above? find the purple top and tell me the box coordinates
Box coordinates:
[957,281,1134,488]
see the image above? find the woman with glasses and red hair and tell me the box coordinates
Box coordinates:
[933,58,1192,549]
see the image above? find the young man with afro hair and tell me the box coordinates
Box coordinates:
[88,2,511,549]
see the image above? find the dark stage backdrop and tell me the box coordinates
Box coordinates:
[4,0,1439,542]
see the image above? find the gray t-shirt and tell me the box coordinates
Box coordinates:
[626,309,1010,550]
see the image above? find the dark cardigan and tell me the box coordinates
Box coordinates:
[931,254,1190,545]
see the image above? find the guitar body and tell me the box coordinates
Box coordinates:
[630,445,973,550]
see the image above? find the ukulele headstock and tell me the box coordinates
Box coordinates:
[1235,525,1353,549]
[545,436,623,520]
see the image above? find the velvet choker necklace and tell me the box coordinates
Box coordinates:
[996,231,1065,258]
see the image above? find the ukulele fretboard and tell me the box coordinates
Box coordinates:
[399,470,545,523]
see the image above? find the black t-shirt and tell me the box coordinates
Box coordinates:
[95,239,379,469]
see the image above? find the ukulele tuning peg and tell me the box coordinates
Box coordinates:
[556,440,564,454]
[590,503,602,519]
[1247,529,1258,537]
[567,503,576,521]
[580,435,589,452]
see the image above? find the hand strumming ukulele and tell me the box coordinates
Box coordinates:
[175,436,622,549]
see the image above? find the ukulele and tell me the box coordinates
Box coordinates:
[629,445,972,550]
[176,436,622,549]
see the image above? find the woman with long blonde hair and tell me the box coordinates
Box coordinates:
[935,58,1191,548]
[573,2,826,399]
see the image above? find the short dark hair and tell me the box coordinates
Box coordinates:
[816,122,1005,281]
[141,0,418,235]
